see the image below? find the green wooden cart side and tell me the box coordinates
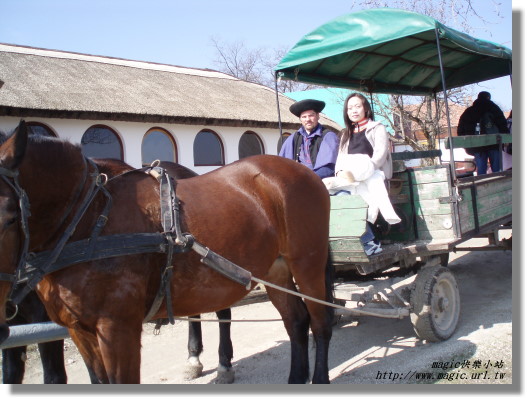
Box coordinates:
[329,195,369,264]
[329,134,512,275]
[444,134,512,149]
[446,133,512,235]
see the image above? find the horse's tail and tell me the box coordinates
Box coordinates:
[325,249,335,322]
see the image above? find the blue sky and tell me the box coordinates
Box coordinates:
[0,0,515,110]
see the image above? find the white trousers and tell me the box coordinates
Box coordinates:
[356,171,401,225]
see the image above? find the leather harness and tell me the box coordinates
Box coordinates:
[0,159,252,325]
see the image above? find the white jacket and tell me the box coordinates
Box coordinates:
[323,121,400,225]
[336,120,393,179]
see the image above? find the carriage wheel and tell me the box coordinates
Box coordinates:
[410,265,460,342]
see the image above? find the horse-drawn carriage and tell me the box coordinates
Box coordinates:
[274,8,512,342]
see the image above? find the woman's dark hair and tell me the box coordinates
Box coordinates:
[340,92,374,151]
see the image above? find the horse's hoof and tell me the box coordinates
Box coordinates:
[214,366,235,384]
[183,357,204,380]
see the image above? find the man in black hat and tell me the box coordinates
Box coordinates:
[278,99,339,178]
[457,91,509,175]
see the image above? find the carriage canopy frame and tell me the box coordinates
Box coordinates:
[274,8,512,96]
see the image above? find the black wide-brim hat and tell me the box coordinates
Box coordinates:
[289,99,326,117]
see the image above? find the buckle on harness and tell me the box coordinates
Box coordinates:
[173,232,194,253]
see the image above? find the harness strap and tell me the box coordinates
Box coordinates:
[0,273,16,282]
[144,239,175,324]
[87,174,112,258]
[99,162,186,324]
[1,170,31,298]
[0,166,19,178]
[20,233,171,281]
[143,165,182,324]
[10,159,107,304]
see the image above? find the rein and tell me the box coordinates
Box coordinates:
[0,167,30,287]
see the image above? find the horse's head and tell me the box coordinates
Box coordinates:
[0,120,28,343]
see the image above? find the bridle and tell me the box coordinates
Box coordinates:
[0,166,31,289]
[8,158,111,305]
[0,155,109,305]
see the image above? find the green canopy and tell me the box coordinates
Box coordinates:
[275,8,512,95]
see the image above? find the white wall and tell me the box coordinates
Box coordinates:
[0,117,287,174]
[392,144,422,167]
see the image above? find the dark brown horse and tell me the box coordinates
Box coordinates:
[2,291,67,384]
[0,121,334,384]
[0,129,67,384]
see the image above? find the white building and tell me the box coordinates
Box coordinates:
[0,44,338,174]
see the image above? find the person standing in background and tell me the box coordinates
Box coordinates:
[457,91,509,175]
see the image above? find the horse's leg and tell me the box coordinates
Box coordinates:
[95,321,142,383]
[186,309,234,384]
[2,346,27,383]
[185,314,204,380]
[214,308,234,384]
[2,339,67,384]
[265,258,311,384]
[68,329,109,383]
[287,252,334,384]
[38,340,67,384]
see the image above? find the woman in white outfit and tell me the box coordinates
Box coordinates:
[329,92,400,255]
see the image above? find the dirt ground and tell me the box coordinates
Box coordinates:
[2,232,516,393]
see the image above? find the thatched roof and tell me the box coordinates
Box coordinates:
[0,44,339,130]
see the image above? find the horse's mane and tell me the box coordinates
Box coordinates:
[28,134,82,162]
[28,133,81,152]
[0,127,135,176]
[0,126,82,156]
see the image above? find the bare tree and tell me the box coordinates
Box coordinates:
[210,37,266,85]
[263,46,318,93]
[210,38,316,93]
[368,88,468,165]
[350,0,505,161]
[350,0,505,37]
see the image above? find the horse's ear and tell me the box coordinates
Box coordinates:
[0,120,28,170]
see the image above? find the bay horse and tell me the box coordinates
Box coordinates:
[1,158,233,384]
[96,159,234,383]
[0,121,334,384]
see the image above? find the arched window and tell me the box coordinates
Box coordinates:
[277,132,291,154]
[26,122,56,137]
[239,131,264,159]
[142,128,177,166]
[81,125,123,160]
[193,130,224,166]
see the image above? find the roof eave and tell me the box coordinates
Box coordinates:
[0,107,300,130]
